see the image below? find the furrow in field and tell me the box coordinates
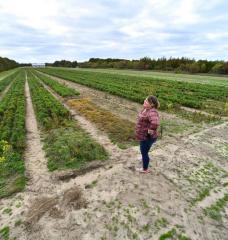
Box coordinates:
[24,75,55,193]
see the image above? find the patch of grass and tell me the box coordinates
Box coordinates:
[68,98,138,149]
[184,162,227,205]
[2,208,12,215]
[216,142,228,158]
[155,217,168,230]
[15,202,21,208]
[139,199,150,209]
[159,228,190,240]
[203,194,228,221]
[85,180,98,189]
[160,119,193,136]
[169,108,221,123]
[141,223,150,232]
[223,182,228,187]
[0,157,26,198]
[15,219,22,226]
[44,122,108,171]
[191,187,211,206]
[0,226,10,240]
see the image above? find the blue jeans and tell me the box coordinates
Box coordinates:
[140,138,157,170]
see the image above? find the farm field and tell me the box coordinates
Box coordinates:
[38,67,228,120]
[55,67,228,87]
[0,69,18,81]
[0,68,227,240]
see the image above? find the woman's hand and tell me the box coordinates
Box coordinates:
[148,129,154,135]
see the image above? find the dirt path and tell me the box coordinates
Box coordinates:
[24,76,55,194]
[22,119,228,240]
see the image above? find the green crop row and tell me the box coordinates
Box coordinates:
[0,70,26,198]
[0,71,19,94]
[27,70,70,130]
[38,68,228,117]
[30,69,80,97]
[27,70,108,171]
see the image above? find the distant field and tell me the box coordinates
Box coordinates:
[0,69,18,81]
[76,68,228,87]
[38,67,228,118]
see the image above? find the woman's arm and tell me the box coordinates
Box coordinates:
[148,111,159,134]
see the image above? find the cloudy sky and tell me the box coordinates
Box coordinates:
[0,0,227,63]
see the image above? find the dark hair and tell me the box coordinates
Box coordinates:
[147,96,160,109]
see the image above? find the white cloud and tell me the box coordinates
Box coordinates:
[0,0,227,62]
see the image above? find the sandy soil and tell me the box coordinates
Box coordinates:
[0,73,227,240]
[24,77,55,193]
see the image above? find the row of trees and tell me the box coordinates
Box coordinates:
[46,60,78,68]
[78,57,228,74]
[0,57,19,72]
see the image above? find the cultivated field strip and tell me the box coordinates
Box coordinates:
[37,70,204,138]
[38,68,228,118]
[33,70,80,97]
[74,68,228,87]
[26,70,108,172]
[0,70,19,96]
[31,70,124,158]
[32,70,138,149]
[0,70,26,198]
[0,68,18,81]
[0,68,227,240]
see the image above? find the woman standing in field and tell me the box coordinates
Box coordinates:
[135,96,160,173]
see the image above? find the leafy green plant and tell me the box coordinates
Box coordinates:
[0,70,26,198]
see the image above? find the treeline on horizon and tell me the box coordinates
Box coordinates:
[1,56,228,75]
[0,57,19,72]
[45,57,228,75]
[0,56,31,72]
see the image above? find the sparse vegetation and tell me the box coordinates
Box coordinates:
[68,98,137,148]
[159,228,190,240]
[0,226,10,240]
[203,194,228,221]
